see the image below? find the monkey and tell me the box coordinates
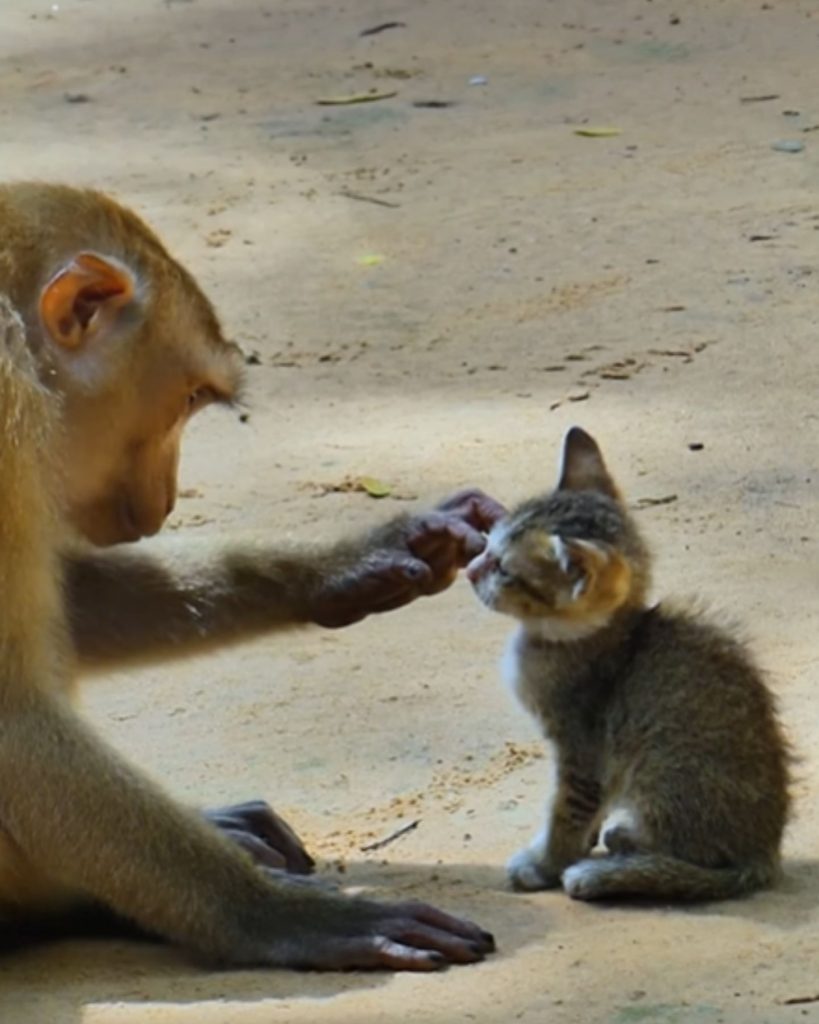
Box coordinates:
[0,182,503,970]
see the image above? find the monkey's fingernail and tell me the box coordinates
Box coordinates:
[480,930,496,947]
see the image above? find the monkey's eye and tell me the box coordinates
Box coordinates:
[186,387,215,414]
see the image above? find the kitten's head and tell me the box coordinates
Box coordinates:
[467,427,650,639]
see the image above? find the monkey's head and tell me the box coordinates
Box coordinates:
[19,187,244,547]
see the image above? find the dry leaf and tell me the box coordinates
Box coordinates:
[358,476,392,498]
[574,126,621,138]
[305,475,394,499]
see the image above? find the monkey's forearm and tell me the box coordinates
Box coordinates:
[65,489,501,670]
[64,539,328,670]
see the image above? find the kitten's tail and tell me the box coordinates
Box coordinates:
[562,853,778,902]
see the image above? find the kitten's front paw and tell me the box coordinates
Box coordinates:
[561,859,606,900]
[506,847,561,892]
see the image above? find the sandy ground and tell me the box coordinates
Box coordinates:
[2,0,819,1020]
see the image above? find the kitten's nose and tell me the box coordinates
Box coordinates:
[466,552,497,584]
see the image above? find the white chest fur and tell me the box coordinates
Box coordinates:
[501,625,543,720]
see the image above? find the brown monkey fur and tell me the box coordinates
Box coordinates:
[0,183,498,970]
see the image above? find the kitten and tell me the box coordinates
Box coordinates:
[468,427,790,901]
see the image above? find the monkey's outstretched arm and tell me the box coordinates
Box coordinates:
[65,490,506,670]
[64,537,329,669]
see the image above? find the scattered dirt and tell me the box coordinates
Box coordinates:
[2,1,819,1022]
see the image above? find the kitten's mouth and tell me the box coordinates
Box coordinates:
[467,563,513,617]
[466,556,494,609]
[466,551,498,585]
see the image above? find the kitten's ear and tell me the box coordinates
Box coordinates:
[556,426,620,500]
[555,536,632,612]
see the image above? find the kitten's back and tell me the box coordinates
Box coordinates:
[612,603,790,856]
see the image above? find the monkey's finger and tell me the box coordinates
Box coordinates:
[408,517,487,567]
[224,829,288,870]
[391,923,487,963]
[368,552,432,579]
[301,936,447,972]
[399,901,496,950]
[435,489,508,532]
[464,494,508,532]
[313,558,431,626]
[233,801,305,846]
[441,521,488,564]
[347,555,432,592]
[204,803,313,873]
[435,488,491,514]
[352,557,433,598]
[364,580,438,615]
[410,541,478,593]
[365,937,451,971]
[246,809,316,875]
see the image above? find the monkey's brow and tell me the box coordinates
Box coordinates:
[203,340,247,407]
[216,363,247,408]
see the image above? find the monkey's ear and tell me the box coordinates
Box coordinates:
[556,426,620,500]
[39,252,137,350]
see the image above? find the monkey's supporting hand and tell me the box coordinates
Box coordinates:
[268,895,496,970]
[205,800,315,875]
[311,489,508,628]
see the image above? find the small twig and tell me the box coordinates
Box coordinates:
[634,494,678,509]
[782,994,819,1006]
[339,191,401,209]
[648,348,694,361]
[360,819,420,853]
[360,21,406,37]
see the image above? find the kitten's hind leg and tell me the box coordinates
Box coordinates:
[562,853,778,902]
[597,804,649,856]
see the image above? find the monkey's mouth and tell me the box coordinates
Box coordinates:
[69,486,175,546]
[70,504,148,547]
[81,521,143,546]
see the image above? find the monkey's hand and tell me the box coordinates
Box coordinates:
[204,800,315,875]
[262,893,495,970]
[311,488,507,628]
